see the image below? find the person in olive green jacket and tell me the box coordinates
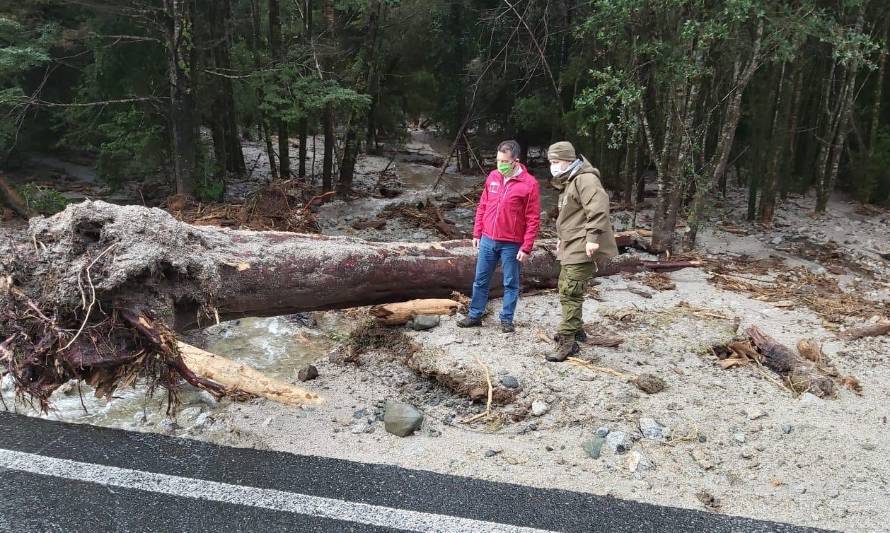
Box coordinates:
[547,141,619,362]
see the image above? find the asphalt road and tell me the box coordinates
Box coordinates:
[0,411,827,532]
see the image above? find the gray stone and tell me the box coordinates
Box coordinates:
[411,315,441,331]
[531,400,550,417]
[733,432,746,444]
[298,365,319,382]
[639,417,668,440]
[606,431,632,454]
[499,375,520,389]
[745,408,767,420]
[799,392,822,404]
[383,401,424,437]
[771,236,783,245]
[484,449,500,458]
[595,426,610,438]
[158,417,178,435]
[781,424,793,434]
[582,437,606,459]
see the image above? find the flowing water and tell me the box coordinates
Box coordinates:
[1,316,334,430]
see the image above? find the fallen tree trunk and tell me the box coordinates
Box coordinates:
[177,342,322,406]
[0,201,701,405]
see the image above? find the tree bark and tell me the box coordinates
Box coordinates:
[164,0,199,195]
[269,0,290,178]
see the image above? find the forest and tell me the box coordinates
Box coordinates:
[1,0,888,252]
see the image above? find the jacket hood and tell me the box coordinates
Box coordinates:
[550,156,599,190]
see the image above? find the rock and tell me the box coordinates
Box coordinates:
[57,380,78,396]
[745,408,767,420]
[690,448,714,470]
[781,424,793,434]
[771,236,783,245]
[799,392,821,404]
[297,365,319,382]
[626,451,654,473]
[193,412,212,429]
[383,401,424,437]
[499,375,520,389]
[740,449,755,459]
[595,426,610,438]
[531,400,550,417]
[158,417,178,435]
[411,315,441,331]
[484,449,501,458]
[733,432,746,444]
[582,437,606,459]
[639,417,668,440]
[606,431,632,454]
[633,373,665,394]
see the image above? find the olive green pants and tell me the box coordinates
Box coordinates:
[557,262,595,336]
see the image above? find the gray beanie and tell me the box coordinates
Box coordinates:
[547,141,576,161]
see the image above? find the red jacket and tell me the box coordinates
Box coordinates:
[473,165,541,254]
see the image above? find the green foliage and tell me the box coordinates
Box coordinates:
[16,182,69,215]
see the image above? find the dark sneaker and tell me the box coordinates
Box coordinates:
[457,316,482,328]
[547,335,580,362]
[501,321,515,333]
[552,330,587,343]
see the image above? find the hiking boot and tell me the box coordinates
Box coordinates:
[547,335,579,362]
[501,321,515,333]
[457,316,482,328]
[552,330,587,343]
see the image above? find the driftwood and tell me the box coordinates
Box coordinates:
[370,299,459,325]
[746,326,835,397]
[177,342,322,405]
[0,201,701,405]
[838,319,890,340]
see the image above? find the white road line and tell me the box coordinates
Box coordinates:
[0,449,559,533]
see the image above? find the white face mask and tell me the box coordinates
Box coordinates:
[550,163,566,177]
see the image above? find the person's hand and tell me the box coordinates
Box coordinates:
[472,238,480,249]
[585,242,600,257]
[516,250,529,263]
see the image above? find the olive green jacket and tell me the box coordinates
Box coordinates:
[553,157,619,265]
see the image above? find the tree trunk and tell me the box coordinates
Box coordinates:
[250,0,278,179]
[165,0,199,196]
[269,0,290,178]
[338,127,357,195]
[322,105,334,192]
[0,174,33,218]
[759,63,788,225]
[783,66,804,199]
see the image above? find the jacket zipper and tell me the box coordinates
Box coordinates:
[494,175,513,241]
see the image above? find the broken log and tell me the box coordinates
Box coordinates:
[746,326,835,397]
[838,319,890,340]
[177,342,322,406]
[370,299,459,326]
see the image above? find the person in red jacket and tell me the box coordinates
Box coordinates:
[457,140,541,333]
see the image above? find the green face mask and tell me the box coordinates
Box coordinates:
[497,161,514,176]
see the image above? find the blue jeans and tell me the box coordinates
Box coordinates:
[468,236,521,322]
